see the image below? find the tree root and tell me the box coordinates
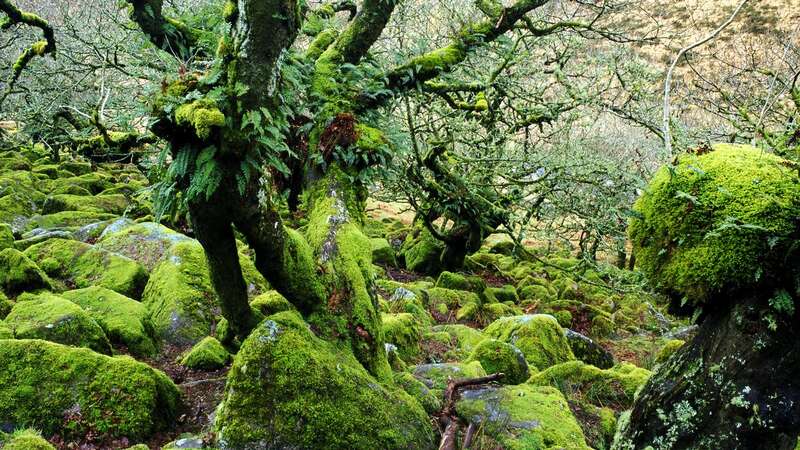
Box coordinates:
[437,372,504,450]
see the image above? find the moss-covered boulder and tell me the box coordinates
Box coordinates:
[456,384,590,450]
[435,271,487,293]
[381,312,422,361]
[401,225,445,275]
[42,193,129,216]
[23,239,148,298]
[23,211,116,234]
[0,248,52,296]
[411,361,486,390]
[180,336,229,370]
[60,286,158,356]
[4,292,112,353]
[629,144,800,305]
[96,221,193,271]
[1,429,55,450]
[529,361,651,408]
[0,339,180,440]
[484,284,519,303]
[432,323,486,358]
[214,311,437,449]
[393,371,442,414]
[565,329,615,369]
[142,241,219,346]
[484,314,575,370]
[467,338,530,384]
[370,237,397,267]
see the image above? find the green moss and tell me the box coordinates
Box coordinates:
[96,221,193,271]
[484,314,575,370]
[629,144,800,304]
[60,286,158,356]
[467,338,529,384]
[528,361,651,408]
[43,194,129,215]
[141,241,217,346]
[1,429,55,450]
[655,339,685,365]
[214,311,436,449]
[519,284,555,302]
[370,237,397,266]
[24,211,116,233]
[180,336,229,370]
[0,339,179,440]
[0,222,14,249]
[401,225,445,274]
[0,291,11,319]
[432,323,486,358]
[0,248,51,296]
[553,310,573,328]
[435,271,486,293]
[5,292,112,353]
[381,312,422,361]
[175,99,225,140]
[393,371,442,414]
[456,384,591,450]
[58,160,92,176]
[425,286,480,313]
[250,290,294,316]
[23,239,148,298]
[484,284,519,303]
[411,361,486,390]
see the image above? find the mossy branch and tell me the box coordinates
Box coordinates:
[356,0,549,110]
[124,0,203,60]
[0,0,56,105]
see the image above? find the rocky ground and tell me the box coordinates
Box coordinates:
[0,145,692,449]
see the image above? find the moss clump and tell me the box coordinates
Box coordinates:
[0,339,180,440]
[96,221,193,271]
[655,339,685,365]
[23,239,148,298]
[0,222,13,250]
[432,323,486,358]
[629,144,800,304]
[175,99,225,139]
[0,248,52,296]
[484,285,519,303]
[42,194,129,215]
[60,286,158,356]
[401,225,445,274]
[370,237,397,266]
[381,312,422,361]
[528,361,651,408]
[1,429,55,450]
[393,371,442,414]
[214,311,436,449]
[467,338,529,384]
[141,241,217,346]
[484,314,575,370]
[180,336,229,370]
[250,290,294,316]
[24,211,116,233]
[456,384,591,450]
[5,292,112,354]
[435,271,486,293]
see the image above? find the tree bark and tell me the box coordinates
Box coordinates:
[614,292,800,449]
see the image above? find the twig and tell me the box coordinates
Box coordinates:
[438,373,504,450]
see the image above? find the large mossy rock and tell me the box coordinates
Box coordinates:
[401,225,445,275]
[180,336,229,370]
[142,241,219,346]
[214,311,437,450]
[467,338,530,384]
[23,211,116,234]
[0,248,51,296]
[96,221,193,271]
[4,292,112,354]
[23,239,148,298]
[60,286,158,356]
[484,314,575,370]
[42,193,129,215]
[0,223,13,250]
[629,144,800,305]
[529,361,650,408]
[456,384,591,450]
[0,339,180,440]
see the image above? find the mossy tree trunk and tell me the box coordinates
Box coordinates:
[126,0,552,378]
[614,292,800,449]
